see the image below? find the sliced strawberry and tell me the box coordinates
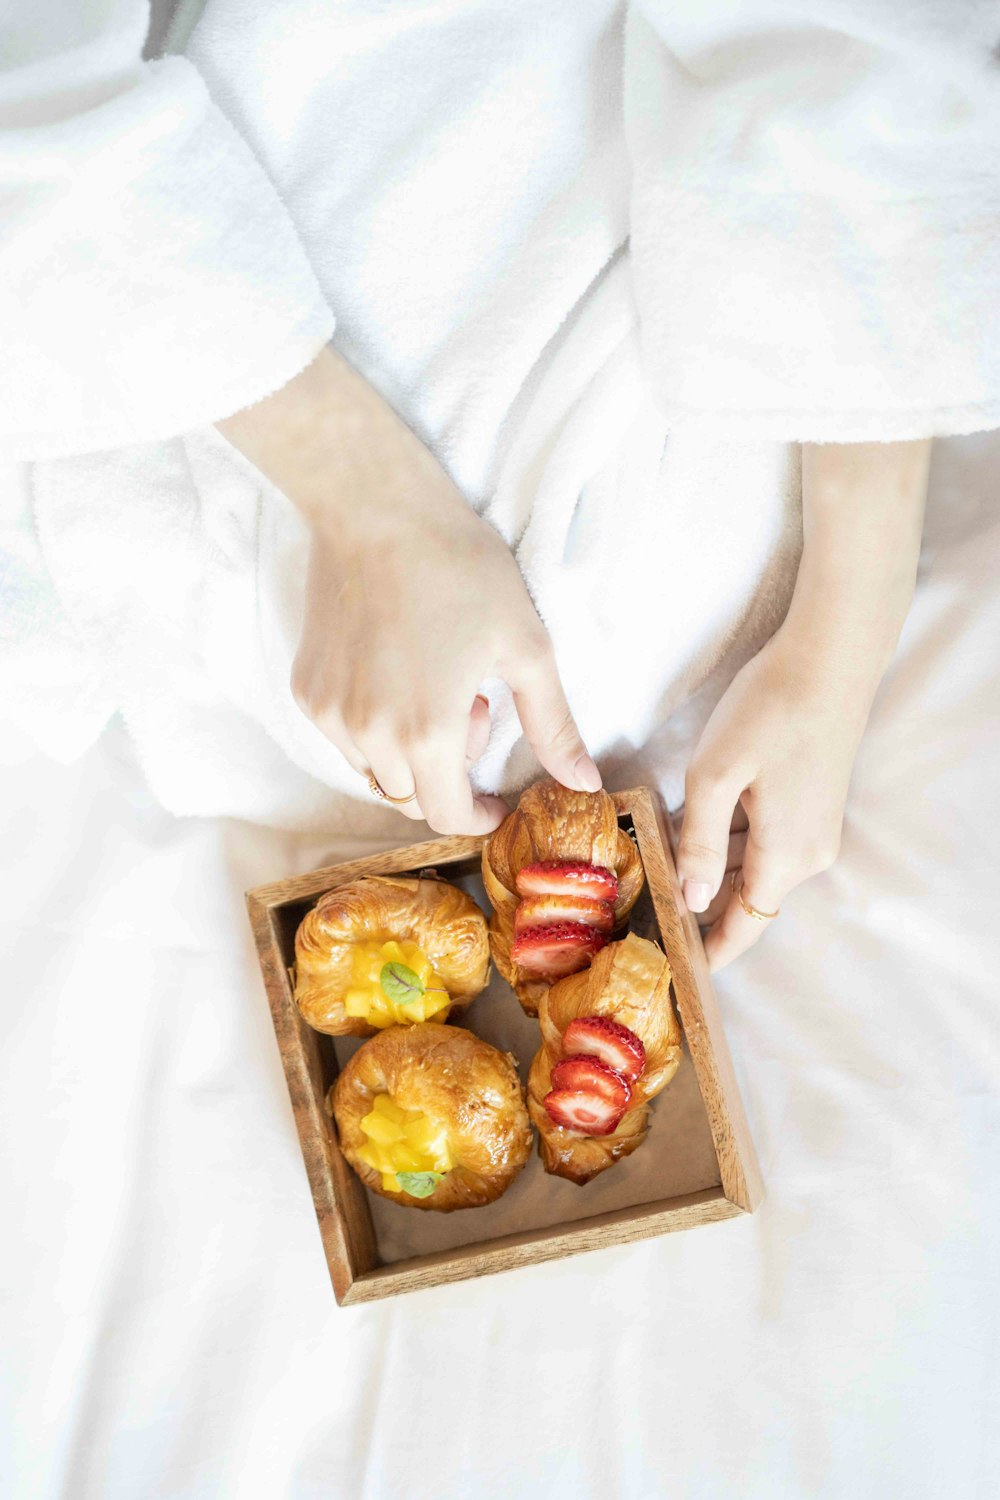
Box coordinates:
[515,861,618,904]
[551,1054,631,1109]
[562,1016,646,1081]
[512,923,607,979]
[514,894,614,935]
[542,1088,625,1136]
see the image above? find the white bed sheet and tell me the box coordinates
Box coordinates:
[1,432,998,1500]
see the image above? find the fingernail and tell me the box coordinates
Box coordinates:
[683,879,712,913]
[475,694,490,711]
[573,754,603,793]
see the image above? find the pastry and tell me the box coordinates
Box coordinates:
[330,1023,533,1211]
[293,875,490,1037]
[526,933,682,1184]
[481,777,645,1014]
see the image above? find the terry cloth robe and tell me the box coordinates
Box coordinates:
[0,0,998,830]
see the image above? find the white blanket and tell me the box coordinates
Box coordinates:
[2,0,999,827]
[1,429,998,1499]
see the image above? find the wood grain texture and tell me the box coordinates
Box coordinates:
[623,789,764,1213]
[247,832,488,909]
[246,895,378,1300]
[341,1188,741,1304]
[245,785,762,1305]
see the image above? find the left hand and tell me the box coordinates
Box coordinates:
[675,627,875,971]
[674,437,930,971]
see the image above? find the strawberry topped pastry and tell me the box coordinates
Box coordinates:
[481,778,645,1015]
[527,932,682,1185]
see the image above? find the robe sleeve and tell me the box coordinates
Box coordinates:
[624,0,1000,441]
[0,1,336,460]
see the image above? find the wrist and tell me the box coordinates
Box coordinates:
[218,346,470,545]
[779,438,930,696]
[775,569,912,711]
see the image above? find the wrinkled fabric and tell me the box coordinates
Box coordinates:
[3,1,999,827]
[1,430,997,1500]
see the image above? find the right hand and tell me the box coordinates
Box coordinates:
[218,348,601,834]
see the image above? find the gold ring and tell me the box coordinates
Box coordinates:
[366,772,418,806]
[731,869,780,922]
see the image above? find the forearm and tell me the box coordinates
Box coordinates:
[780,440,932,701]
[217,347,461,541]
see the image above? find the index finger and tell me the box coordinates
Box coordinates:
[505,643,601,793]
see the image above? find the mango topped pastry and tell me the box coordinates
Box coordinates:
[482,778,645,1015]
[293,875,490,1037]
[331,1023,532,1211]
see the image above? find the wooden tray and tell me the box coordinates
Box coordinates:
[246,786,762,1304]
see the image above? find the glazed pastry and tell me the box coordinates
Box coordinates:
[482,777,645,1014]
[527,933,682,1185]
[330,1023,533,1211]
[293,875,490,1037]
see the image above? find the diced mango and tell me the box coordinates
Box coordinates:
[390,1144,424,1172]
[372,1095,406,1123]
[341,937,451,1027]
[423,989,450,1019]
[360,1110,403,1145]
[357,1093,453,1187]
[403,1118,445,1154]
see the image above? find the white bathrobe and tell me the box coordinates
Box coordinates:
[1,0,998,831]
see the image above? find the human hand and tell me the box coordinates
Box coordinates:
[218,349,601,833]
[674,629,870,970]
[674,438,931,971]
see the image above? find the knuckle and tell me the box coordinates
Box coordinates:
[397,720,445,758]
[289,667,314,715]
[459,530,498,570]
[341,714,371,743]
[677,836,722,867]
[685,762,727,801]
[343,701,391,744]
[544,704,581,752]
[423,808,467,837]
[519,630,555,673]
[808,831,842,874]
[395,723,422,755]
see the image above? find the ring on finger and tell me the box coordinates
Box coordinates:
[731,869,780,922]
[365,770,418,806]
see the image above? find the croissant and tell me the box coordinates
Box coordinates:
[293,875,490,1037]
[330,1023,533,1211]
[481,777,645,1014]
[527,933,682,1185]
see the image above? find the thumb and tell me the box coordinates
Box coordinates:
[507,643,602,793]
[677,761,742,913]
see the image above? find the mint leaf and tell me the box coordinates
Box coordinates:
[380,961,425,1005]
[396,1171,446,1198]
